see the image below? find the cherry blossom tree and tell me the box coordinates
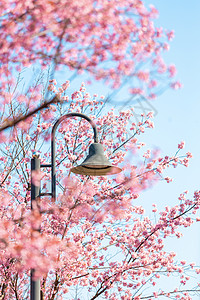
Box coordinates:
[0,1,199,299]
[0,79,199,299]
[0,0,180,131]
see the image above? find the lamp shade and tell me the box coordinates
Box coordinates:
[70,143,122,176]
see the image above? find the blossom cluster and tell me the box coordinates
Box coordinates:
[0,0,181,118]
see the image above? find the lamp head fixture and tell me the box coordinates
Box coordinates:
[70,143,122,176]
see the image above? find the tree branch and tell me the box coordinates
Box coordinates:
[0,96,60,133]
[139,288,200,299]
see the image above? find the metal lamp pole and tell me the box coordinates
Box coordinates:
[30,112,121,299]
[30,156,41,300]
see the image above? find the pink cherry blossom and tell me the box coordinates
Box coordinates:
[178,141,185,149]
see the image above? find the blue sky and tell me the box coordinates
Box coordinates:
[141,1,200,220]
[138,1,200,297]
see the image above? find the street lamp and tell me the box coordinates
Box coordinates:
[30,112,122,300]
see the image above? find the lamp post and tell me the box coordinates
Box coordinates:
[30,112,122,300]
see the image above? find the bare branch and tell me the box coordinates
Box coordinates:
[0,96,60,133]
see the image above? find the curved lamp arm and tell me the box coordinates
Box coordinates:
[51,113,98,199]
